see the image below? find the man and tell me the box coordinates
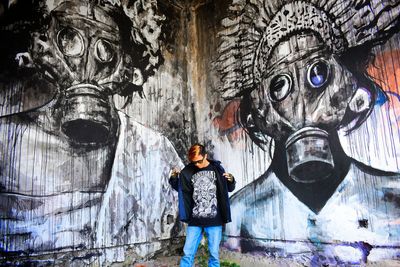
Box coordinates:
[169,144,236,267]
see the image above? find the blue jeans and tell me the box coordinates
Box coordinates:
[180,225,223,267]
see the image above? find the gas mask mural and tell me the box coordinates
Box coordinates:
[217,0,400,264]
[0,0,182,265]
[38,3,124,145]
[29,1,150,147]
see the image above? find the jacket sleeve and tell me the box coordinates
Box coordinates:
[217,162,236,192]
[179,168,194,222]
[227,176,236,192]
[169,174,179,191]
[180,171,193,194]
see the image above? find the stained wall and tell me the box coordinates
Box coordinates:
[0,0,399,266]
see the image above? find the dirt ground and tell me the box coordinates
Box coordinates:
[131,248,301,267]
[110,238,399,267]
[131,248,400,267]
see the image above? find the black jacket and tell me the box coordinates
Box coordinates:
[169,160,236,224]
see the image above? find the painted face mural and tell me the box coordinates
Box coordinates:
[0,0,182,265]
[35,2,124,145]
[28,1,151,147]
[217,0,400,264]
[250,32,359,183]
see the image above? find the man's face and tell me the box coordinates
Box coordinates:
[191,154,209,169]
[251,33,357,142]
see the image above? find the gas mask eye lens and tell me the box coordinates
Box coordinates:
[57,27,84,57]
[307,60,330,88]
[95,39,114,62]
[269,74,292,102]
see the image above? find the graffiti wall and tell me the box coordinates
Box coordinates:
[0,0,399,266]
[215,0,400,265]
[0,0,195,265]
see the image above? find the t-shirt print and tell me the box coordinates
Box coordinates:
[192,170,218,218]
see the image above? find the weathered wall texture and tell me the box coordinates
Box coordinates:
[215,0,400,265]
[0,0,191,265]
[0,0,399,266]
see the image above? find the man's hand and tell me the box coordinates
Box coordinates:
[170,168,181,177]
[223,172,234,182]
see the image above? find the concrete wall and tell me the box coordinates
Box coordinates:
[215,0,400,265]
[0,0,399,266]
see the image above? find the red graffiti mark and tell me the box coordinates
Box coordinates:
[368,49,400,125]
[368,49,400,94]
[212,100,243,141]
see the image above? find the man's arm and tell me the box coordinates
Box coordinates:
[223,173,236,192]
[217,162,236,192]
[169,168,180,191]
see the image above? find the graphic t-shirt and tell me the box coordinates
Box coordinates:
[189,164,222,226]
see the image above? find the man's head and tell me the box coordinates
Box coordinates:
[188,144,209,168]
